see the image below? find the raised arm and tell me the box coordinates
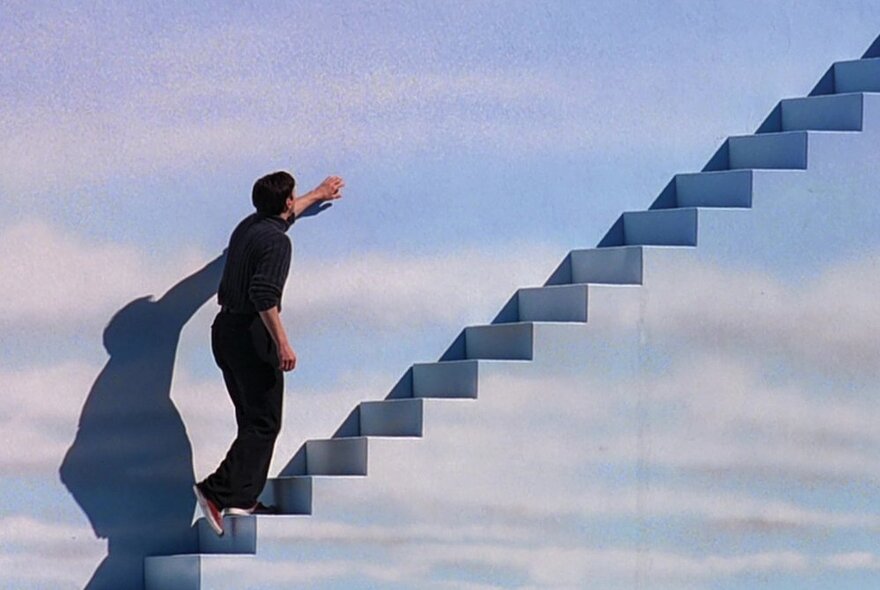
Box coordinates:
[292,175,345,219]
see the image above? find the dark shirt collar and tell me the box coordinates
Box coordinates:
[258,213,294,232]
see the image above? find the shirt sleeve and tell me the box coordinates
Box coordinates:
[248,235,291,311]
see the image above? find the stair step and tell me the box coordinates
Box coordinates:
[464,322,534,360]
[359,398,424,436]
[305,437,369,476]
[728,131,808,169]
[514,283,639,323]
[198,515,256,554]
[197,514,315,555]
[674,170,753,208]
[412,360,480,398]
[259,476,313,515]
[516,284,589,322]
[145,554,204,590]
[833,58,880,93]
[622,208,698,246]
[195,516,247,555]
[779,93,864,131]
[568,246,643,284]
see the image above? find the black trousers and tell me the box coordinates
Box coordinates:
[201,310,283,509]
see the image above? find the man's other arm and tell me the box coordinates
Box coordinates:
[249,237,296,372]
[259,306,296,372]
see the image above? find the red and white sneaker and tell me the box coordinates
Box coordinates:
[193,483,224,536]
[224,502,279,517]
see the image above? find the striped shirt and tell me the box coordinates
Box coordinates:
[217,212,294,313]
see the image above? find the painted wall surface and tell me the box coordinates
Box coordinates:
[2,2,880,589]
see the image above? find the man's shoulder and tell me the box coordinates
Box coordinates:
[230,212,260,235]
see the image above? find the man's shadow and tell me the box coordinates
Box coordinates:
[59,252,226,590]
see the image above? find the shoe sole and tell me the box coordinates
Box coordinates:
[224,503,280,517]
[193,484,225,536]
[224,507,252,517]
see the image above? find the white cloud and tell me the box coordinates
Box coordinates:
[648,254,880,377]
[284,243,559,330]
[0,218,558,335]
[392,364,880,529]
[0,361,99,473]
[0,219,208,327]
[0,515,104,589]
[182,531,865,589]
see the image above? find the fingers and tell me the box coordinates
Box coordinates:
[316,175,345,201]
[323,176,345,192]
[278,352,297,372]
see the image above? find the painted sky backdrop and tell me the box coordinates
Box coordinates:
[2,1,880,588]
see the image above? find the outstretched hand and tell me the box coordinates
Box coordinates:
[314,176,345,201]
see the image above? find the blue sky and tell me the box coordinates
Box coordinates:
[1,1,879,588]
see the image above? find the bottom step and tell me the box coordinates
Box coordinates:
[145,554,210,590]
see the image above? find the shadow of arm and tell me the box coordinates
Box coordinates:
[158,252,227,324]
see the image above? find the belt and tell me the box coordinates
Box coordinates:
[220,306,256,315]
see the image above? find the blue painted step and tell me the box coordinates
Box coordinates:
[833,58,880,93]
[359,398,425,436]
[463,322,534,360]
[568,246,644,284]
[673,170,753,208]
[778,93,864,131]
[260,475,314,515]
[621,208,699,246]
[412,360,480,398]
[513,283,640,323]
[728,131,808,169]
[516,284,589,322]
[305,437,369,476]
[145,554,204,590]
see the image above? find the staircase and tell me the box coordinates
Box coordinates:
[145,49,880,589]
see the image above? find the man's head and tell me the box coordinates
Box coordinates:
[252,171,296,215]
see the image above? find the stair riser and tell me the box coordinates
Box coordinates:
[780,93,863,131]
[198,517,256,554]
[728,132,808,170]
[359,399,424,436]
[622,209,698,246]
[465,323,533,360]
[412,361,479,398]
[305,438,368,476]
[834,59,880,93]
[674,170,753,208]
[517,285,589,322]
[259,477,312,515]
[145,556,200,590]
[569,247,642,284]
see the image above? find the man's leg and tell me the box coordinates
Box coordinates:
[201,314,283,509]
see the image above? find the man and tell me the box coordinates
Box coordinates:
[193,171,344,536]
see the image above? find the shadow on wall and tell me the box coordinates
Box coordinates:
[59,253,226,590]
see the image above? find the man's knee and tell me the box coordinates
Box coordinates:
[244,414,281,439]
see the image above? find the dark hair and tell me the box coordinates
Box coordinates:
[252,171,295,215]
